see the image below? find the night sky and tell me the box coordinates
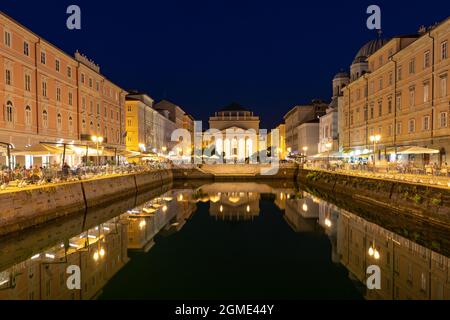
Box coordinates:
[1,1,449,128]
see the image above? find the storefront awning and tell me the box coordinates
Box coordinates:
[397,146,440,155]
[311,152,342,158]
[11,144,73,156]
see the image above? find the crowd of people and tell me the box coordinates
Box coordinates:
[0,160,171,189]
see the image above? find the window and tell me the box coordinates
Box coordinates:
[370,103,374,119]
[5,68,12,86]
[127,119,132,127]
[40,52,46,65]
[57,113,62,130]
[423,116,430,131]
[442,41,448,60]
[23,41,29,56]
[55,59,60,72]
[82,97,86,110]
[388,97,393,114]
[396,122,402,135]
[89,78,93,88]
[25,105,32,126]
[420,273,427,291]
[389,72,393,86]
[42,110,48,128]
[370,81,374,94]
[396,94,402,110]
[90,121,94,131]
[407,263,413,283]
[42,80,47,97]
[25,73,31,91]
[408,119,416,133]
[379,78,383,91]
[69,116,73,131]
[4,30,11,47]
[56,87,61,102]
[424,51,430,68]
[68,92,73,106]
[82,119,86,130]
[378,101,382,117]
[423,83,430,102]
[440,112,448,128]
[440,76,448,98]
[397,66,403,81]
[90,101,93,114]
[409,88,415,107]
[409,58,416,74]
[6,101,13,123]
[67,66,72,78]
[96,81,99,91]
[81,73,85,84]
[388,124,393,137]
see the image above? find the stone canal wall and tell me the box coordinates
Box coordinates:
[297,169,450,227]
[0,169,173,237]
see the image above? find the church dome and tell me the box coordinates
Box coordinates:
[220,102,249,112]
[333,72,349,80]
[352,38,389,64]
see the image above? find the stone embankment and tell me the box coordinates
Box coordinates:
[0,170,172,237]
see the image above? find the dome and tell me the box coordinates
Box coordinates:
[352,38,389,64]
[219,102,249,112]
[333,72,349,80]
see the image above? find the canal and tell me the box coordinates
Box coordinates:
[0,181,448,300]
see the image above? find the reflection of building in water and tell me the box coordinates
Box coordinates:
[337,209,450,300]
[210,192,260,221]
[0,216,128,300]
[318,200,340,264]
[283,192,320,233]
[127,190,197,251]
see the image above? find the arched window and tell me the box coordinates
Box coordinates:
[82,119,86,130]
[6,101,13,123]
[42,110,48,128]
[25,105,32,126]
[90,121,94,131]
[57,113,62,130]
[69,116,73,131]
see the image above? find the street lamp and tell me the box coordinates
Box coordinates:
[369,135,381,170]
[91,135,104,166]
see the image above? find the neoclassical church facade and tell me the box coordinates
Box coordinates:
[208,103,262,160]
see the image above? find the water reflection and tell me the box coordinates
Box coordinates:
[0,182,448,300]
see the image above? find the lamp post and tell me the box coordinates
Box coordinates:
[369,135,381,171]
[91,136,104,166]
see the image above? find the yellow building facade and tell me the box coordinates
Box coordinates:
[340,18,450,165]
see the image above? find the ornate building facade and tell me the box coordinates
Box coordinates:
[340,18,450,165]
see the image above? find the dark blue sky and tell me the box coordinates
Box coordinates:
[1,1,449,128]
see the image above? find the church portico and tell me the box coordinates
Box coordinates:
[208,103,261,162]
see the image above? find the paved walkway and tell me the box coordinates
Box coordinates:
[304,166,450,190]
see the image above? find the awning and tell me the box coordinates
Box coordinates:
[11,144,73,156]
[66,145,116,157]
[397,146,440,155]
[311,151,342,158]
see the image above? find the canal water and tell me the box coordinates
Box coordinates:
[0,182,448,300]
